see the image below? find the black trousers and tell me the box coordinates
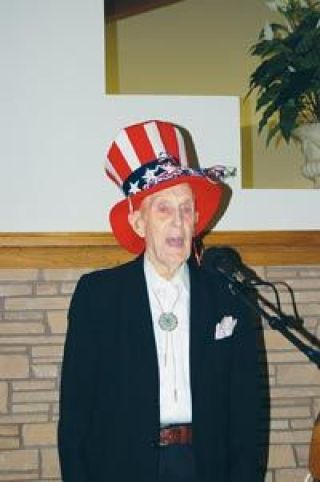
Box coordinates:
[157,444,197,482]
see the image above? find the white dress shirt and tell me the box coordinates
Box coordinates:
[144,256,192,426]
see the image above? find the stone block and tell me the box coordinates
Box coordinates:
[295,303,320,316]
[5,296,69,311]
[290,418,314,429]
[0,322,44,335]
[41,448,61,478]
[32,345,64,358]
[12,390,59,403]
[0,269,39,281]
[266,267,299,279]
[0,355,29,378]
[277,364,320,386]
[0,413,48,424]
[275,468,309,482]
[271,386,320,399]
[268,444,296,468]
[270,420,289,430]
[272,399,310,407]
[264,471,274,482]
[12,380,55,391]
[52,403,59,415]
[0,425,19,436]
[47,311,68,334]
[0,473,36,480]
[0,449,38,470]
[42,268,88,281]
[0,284,33,296]
[0,335,64,346]
[295,444,310,466]
[312,398,320,418]
[60,281,76,294]
[35,282,59,295]
[0,438,19,449]
[0,382,8,413]
[32,364,58,378]
[4,311,44,321]
[271,406,311,419]
[264,331,293,350]
[12,403,49,413]
[270,430,311,444]
[22,422,56,446]
[278,278,320,290]
[267,350,306,363]
[0,346,27,353]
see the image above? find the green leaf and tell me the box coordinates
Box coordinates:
[256,83,282,111]
[266,124,281,145]
[251,39,290,58]
[279,102,299,141]
[250,55,289,88]
[258,103,278,133]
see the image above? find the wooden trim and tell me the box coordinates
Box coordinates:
[105,0,184,21]
[0,231,319,268]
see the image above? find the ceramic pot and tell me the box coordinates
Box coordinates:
[294,123,320,188]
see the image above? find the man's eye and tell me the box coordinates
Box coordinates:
[181,205,193,215]
[157,203,171,213]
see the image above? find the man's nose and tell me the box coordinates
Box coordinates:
[172,208,183,227]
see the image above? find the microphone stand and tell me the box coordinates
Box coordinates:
[225,274,320,369]
[219,264,320,482]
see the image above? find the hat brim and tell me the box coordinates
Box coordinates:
[109,175,223,254]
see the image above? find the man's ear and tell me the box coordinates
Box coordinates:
[194,210,199,230]
[128,209,145,238]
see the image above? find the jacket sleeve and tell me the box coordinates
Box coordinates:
[228,299,261,482]
[58,274,99,482]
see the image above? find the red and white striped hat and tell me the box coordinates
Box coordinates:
[105,120,227,254]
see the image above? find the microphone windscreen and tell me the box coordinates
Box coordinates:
[202,246,242,275]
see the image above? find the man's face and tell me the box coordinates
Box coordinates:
[129,183,198,279]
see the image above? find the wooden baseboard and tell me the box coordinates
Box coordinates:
[0,231,319,268]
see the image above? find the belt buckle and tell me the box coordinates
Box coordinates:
[158,439,169,447]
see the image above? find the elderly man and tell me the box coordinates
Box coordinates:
[58,120,259,482]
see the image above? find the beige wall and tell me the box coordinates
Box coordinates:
[1,263,320,481]
[106,0,310,188]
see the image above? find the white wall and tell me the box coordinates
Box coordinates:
[0,0,318,232]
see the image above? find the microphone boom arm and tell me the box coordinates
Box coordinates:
[227,276,320,368]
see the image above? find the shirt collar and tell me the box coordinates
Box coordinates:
[144,254,190,294]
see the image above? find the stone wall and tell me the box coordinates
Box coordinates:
[0,265,319,481]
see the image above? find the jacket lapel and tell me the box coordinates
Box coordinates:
[123,256,159,398]
[189,262,208,394]
[189,261,221,395]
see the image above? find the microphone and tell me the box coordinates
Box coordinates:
[201,246,260,288]
[202,246,285,317]
[202,247,320,367]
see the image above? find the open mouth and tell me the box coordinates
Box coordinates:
[166,237,184,248]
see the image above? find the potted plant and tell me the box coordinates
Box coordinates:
[248,0,320,185]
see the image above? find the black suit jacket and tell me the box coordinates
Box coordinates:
[58,255,260,482]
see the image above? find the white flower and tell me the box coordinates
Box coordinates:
[264,21,274,40]
[266,0,288,11]
[266,1,279,12]
[299,0,308,7]
[316,19,320,29]
[288,65,296,72]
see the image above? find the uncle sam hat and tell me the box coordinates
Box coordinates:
[105,119,229,254]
